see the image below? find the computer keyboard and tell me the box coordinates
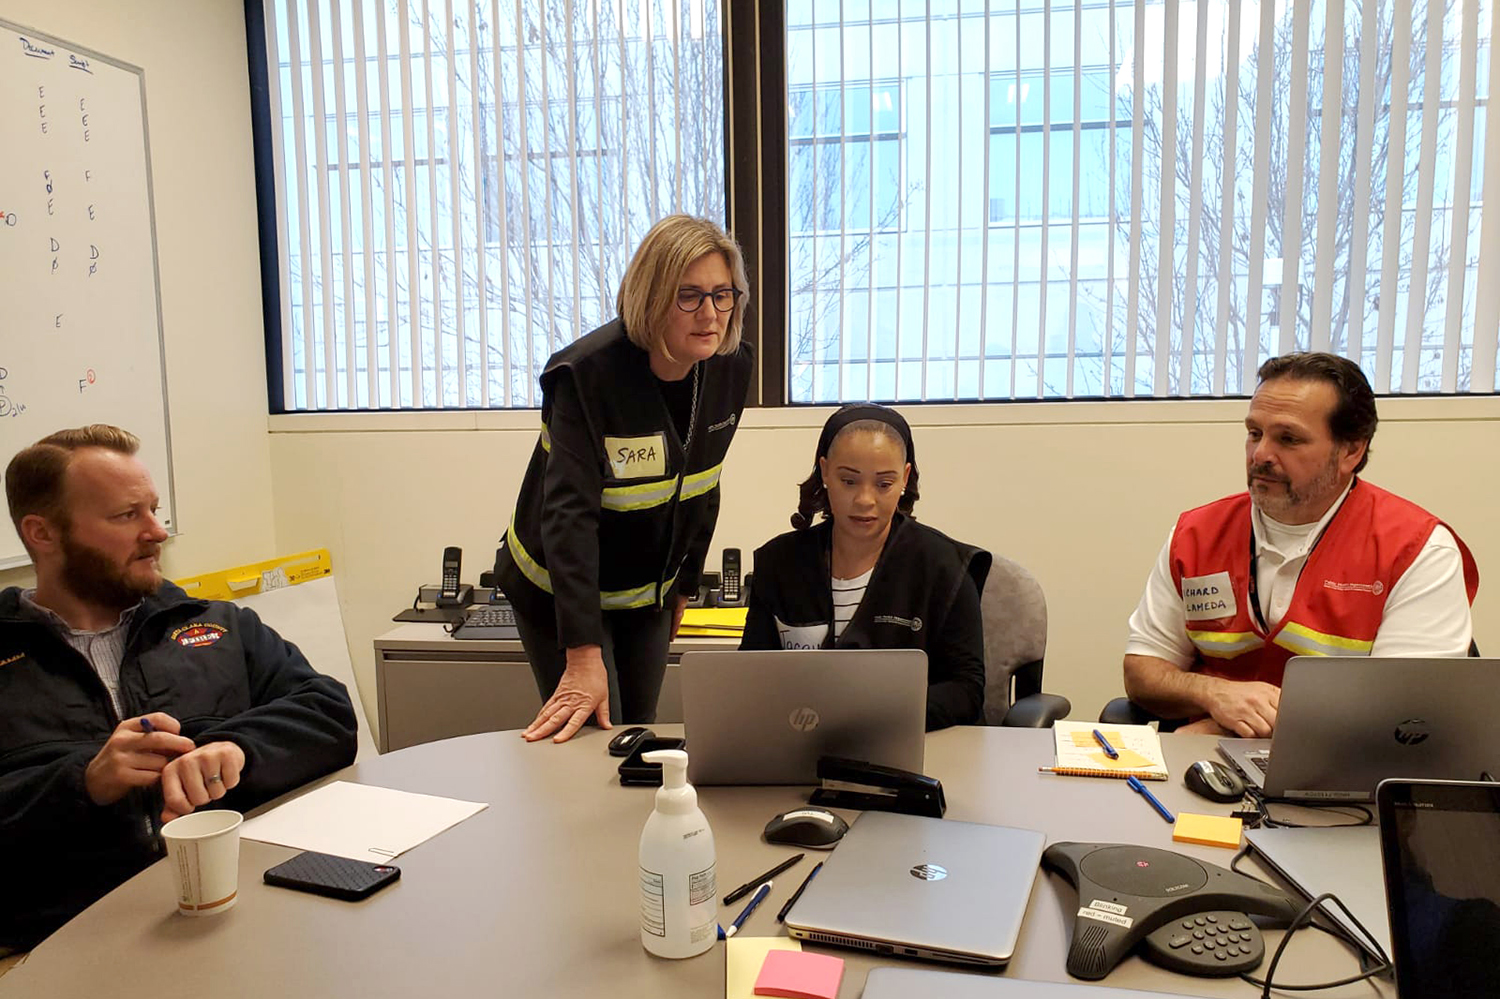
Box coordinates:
[463,605,516,628]
[1246,751,1271,777]
[450,603,520,640]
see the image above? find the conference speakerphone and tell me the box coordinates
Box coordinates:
[1041,842,1302,979]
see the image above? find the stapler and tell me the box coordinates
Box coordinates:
[807,756,946,818]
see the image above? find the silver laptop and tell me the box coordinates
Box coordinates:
[1244,825,1389,961]
[784,811,1045,967]
[863,968,1206,998]
[1218,656,1500,802]
[679,649,926,785]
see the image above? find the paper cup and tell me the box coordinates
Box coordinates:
[162,810,243,916]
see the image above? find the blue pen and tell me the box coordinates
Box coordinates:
[723,881,772,938]
[1128,776,1175,823]
[1092,728,1119,759]
[139,717,154,733]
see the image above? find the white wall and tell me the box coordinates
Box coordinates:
[0,0,278,592]
[270,398,1500,742]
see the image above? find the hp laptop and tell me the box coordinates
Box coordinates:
[863,968,1211,998]
[784,811,1046,967]
[1217,656,1500,802]
[679,649,926,785]
[1243,825,1389,961]
[1377,778,1500,997]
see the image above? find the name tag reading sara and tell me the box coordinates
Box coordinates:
[1181,571,1237,621]
[604,433,667,479]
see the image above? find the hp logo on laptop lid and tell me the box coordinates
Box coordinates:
[1394,719,1430,746]
[910,864,948,881]
[788,707,821,732]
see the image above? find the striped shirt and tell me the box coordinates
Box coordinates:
[20,590,137,719]
[830,567,873,642]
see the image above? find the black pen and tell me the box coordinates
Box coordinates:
[775,861,823,922]
[722,853,805,904]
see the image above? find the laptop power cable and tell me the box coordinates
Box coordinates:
[1227,848,1393,997]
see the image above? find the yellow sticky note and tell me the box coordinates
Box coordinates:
[1173,812,1243,849]
[726,937,802,999]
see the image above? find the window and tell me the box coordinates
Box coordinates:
[256,0,726,410]
[784,0,1498,403]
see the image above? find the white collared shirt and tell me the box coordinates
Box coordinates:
[1126,484,1472,668]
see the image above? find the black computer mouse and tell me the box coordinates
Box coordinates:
[1184,759,1247,803]
[763,807,850,849]
[607,726,654,757]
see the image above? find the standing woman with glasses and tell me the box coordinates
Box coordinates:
[495,215,755,744]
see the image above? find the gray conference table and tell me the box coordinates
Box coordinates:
[2,728,1391,998]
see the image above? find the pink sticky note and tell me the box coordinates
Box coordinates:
[752,948,845,999]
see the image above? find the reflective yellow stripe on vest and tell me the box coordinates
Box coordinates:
[539,423,551,453]
[680,462,723,501]
[601,475,681,512]
[1185,629,1265,659]
[505,516,552,593]
[507,518,679,610]
[1273,622,1375,657]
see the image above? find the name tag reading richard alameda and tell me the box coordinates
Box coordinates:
[604,433,667,479]
[1181,571,1237,621]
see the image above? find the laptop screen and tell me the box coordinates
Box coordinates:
[1378,779,1500,998]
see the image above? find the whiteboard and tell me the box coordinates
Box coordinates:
[0,19,175,569]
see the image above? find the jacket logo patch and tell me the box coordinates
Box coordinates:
[604,433,667,479]
[171,623,228,648]
[1181,572,1237,620]
[1324,579,1384,595]
[707,414,736,433]
[0,652,24,668]
[874,614,922,633]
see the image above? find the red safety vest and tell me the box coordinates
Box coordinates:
[1167,480,1479,688]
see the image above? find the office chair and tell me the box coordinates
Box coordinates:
[980,556,1072,727]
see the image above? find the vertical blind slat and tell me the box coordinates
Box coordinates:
[1309,0,1344,353]
[1124,0,1144,396]
[329,0,358,408]
[1440,0,1479,392]
[1179,0,1209,397]
[1376,6,1414,393]
[1212,0,1241,396]
[1155,0,1177,396]
[1347,0,1380,368]
[1241,0,1277,393]
[1278,0,1312,354]
[1471,0,1500,391]
[1401,0,1445,391]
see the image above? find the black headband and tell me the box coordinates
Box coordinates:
[815,404,916,470]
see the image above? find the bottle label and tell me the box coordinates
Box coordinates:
[688,863,716,907]
[639,867,666,938]
[688,862,717,942]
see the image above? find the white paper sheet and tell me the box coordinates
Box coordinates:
[240,781,487,863]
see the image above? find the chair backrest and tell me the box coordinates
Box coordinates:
[979,555,1049,725]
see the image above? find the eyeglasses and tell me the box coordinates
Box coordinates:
[675,287,742,313]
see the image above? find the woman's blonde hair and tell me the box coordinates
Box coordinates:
[616,214,749,360]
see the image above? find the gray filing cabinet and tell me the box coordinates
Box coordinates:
[373,623,734,752]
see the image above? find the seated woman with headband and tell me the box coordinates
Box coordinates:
[739,404,988,730]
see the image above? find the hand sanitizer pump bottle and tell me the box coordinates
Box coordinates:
[638,748,717,958]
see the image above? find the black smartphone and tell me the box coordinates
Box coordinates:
[720,548,742,605]
[264,851,401,901]
[617,736,687,786]
[438,546,463,605]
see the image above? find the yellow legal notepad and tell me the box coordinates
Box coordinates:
[677,606,748,637]
[1041,721,1170,781]
[1173,813,1243,849]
